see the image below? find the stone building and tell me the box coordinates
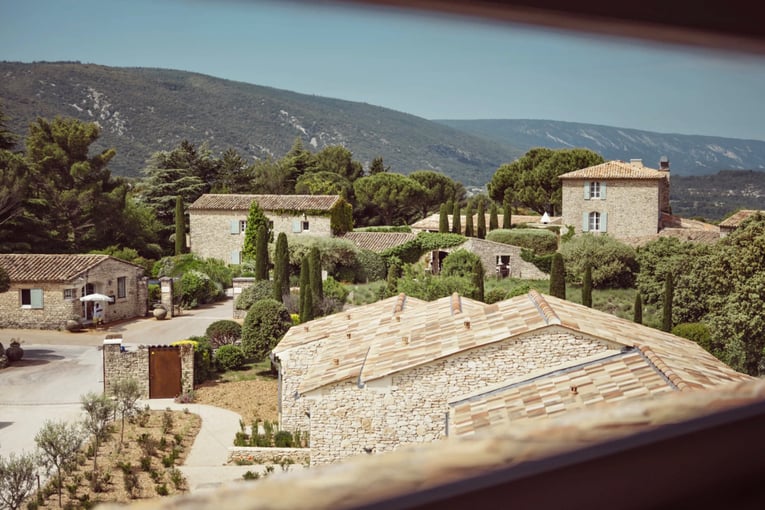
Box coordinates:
[273,290,750,465]
[718,209,765,237]
[0,254,148,329]
[188,194,341,264]
[558,158,671,239]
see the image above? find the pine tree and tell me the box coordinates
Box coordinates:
[299,256,313,323]
[471,258,485,302]
[273,233,290,302]
[464,206,474,237]
[477,201,486,239]
[174,195,184,255]
[633,292,643,324]
[452,203,461,234]
[549,253,566,299]
[581,263,592,307]
[254,224,269,281]
[662,273,673,332]
[489,202,499,231]
[439,203,449,233]
[502,193,512,229]
[309,246,323,303]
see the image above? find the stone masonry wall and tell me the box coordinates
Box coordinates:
[561,179,660,239]
[277,340,322,434]
[451,238,549,280]
[189,210,332,264]
[228,447,310,466]
[307,329,612,465]
[103,341,194,399]
[232,277,255,320]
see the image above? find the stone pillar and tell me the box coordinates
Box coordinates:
[160,277,174,318]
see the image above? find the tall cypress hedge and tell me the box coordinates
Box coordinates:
[549,252,566,299]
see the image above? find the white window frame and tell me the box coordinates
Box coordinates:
[239,220,247,233]
[301,220,310,231]
[589,181,601,199]
[117,276,127,299]
[63,288,77,300]
[21,288,44,309]
[589,211,601,232]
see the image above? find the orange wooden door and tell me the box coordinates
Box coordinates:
[149,347,181,398]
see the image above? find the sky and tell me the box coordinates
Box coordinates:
[2,0,765,141]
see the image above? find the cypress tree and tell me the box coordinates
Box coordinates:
[662,273,673,332]
[309,246,323,302]
[385,263,399,298]
[174,195,185,255]
[464,206,474,237]
[471,258,485,302]
[581,263,592,307]
[452,203,461,234]
[549,252,566,299]
[477,201,486,239]
[299,256,313,323]
[254,224,269,281]
[273,233,290,302]
[489,202,499,231]
[502,193,512,229]
[633,292,643,324]
[439,203,449,233]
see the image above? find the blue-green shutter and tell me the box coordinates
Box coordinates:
[582,212,590,232]
[601,212,608,232]
[230,220,240,234]
[292,220,302,233]
[601,182,607,199]
[31,289,43,308]
[231,251,240,264]
[584,181,591,200]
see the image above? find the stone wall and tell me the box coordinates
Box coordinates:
[449,238,549,280]
[103,340,194,399]
[0,259,147,330]
[232,277,256,320]
[277,339,323,434]
[306,328,613,465]
[561,179,661,239]
[228,447,310,466]
[189,210,332,264]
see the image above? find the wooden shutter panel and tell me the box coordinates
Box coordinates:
[601,212,608,232]
[601,182,607,199]
[292,220,302,233]
[582,212,590,232]
[231,251,240,264]
[584,181,591,200]
[31,289,43,308]
[230,220,240,234]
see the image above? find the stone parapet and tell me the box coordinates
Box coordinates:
[228,447,310,466]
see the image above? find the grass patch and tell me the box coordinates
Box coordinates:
[215,359,275,383]
[347,281,385,306]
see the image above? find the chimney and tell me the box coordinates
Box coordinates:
[629,158,643,167]
[659,156,670,172]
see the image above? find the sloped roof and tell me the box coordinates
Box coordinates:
[559,160,666,180]
[339,232,418,253]
[188,194,341,212]
[0,254,126,282]
[296,290,750,395]
[718,209,765,228]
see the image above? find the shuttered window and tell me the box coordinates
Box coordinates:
[21,288,44,309]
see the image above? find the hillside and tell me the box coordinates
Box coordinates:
[0,62,521,185]
[670,170,765,221]
[435,118,765,176]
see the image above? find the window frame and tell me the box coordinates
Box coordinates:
[117,276,127,299]
[301,220,310,231]
[20,288,44,309]
[588,211,601,232]
[589,181,601,199]
[63,288,77,300]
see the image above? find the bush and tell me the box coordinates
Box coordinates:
[559,233,638,289]
[353,249,387,282]
[441,249,480,278]
[287,237,359,277]
[274,430,294,447]
[178,270,220,308]
[214,345,246,371]
[381,232,466,264]
[484,288,508,304]
[205,320,242,347]
[323,276,349,304]
[396,264,475,301]
[172,337,213,384]
[241,299,293,361]
[486,228,558,254]
[520,249,554,274]
[672,322,718,355]
[235,280,274,310]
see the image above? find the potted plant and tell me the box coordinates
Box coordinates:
[153,305,168,320]
[6,339,23,362]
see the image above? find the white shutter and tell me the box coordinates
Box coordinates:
[582,212,590,232]
[230,220,240,234]
[292,220,302,233]
[231,251,241,264]
[601,182,607,199]
[31,289,44,308]
[584,181,591,200]
[601,212,608,232]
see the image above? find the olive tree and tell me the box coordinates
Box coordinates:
[0,452,38,510]
[35,420,85,507]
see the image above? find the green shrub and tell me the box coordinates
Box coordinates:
[235,280,274,310]
[520,249,553,274]
[214,345,246,371]
[178,270,220,308]
[672,322,717,355]
[396,264,474,301]
[187,336,213,384]
[242,299,293,361]
[559,233,638,289]
[484,288,508,304]
[205,320,242,347]
[148,283,160,303]
[507,283,531,298]
[441,249,480,278]
[381,232,466,264]
[323,276,349,304]
[274,430,294,448]
[486,228,558,254]
[354,249,387,282]
[287,237,359,276]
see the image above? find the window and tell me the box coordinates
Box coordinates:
[589,181,601,199]
[117,276,127,298]
[21,288,43,309]
[240,220,247,232]
[302,221,310,231]
[589,211,600,231]
[63,288,77,300]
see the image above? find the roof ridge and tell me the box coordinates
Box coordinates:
[451,292,462,315]
[636,345,688,391]
[393,293,407,314]
[527,290,561,325]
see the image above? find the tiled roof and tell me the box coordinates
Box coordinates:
[449,349,677,437]
[339,232,418,253]
[188,194,341,212]
[718,209,765,228]
[295,290,750,395]
[559,160,667,180]
[0,254,113,282]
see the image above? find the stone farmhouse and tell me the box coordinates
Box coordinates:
[559,158,671,239]
[718,209,765,237]
[0,254,148,329]
[272,290,750,465]
[188,194,341,264]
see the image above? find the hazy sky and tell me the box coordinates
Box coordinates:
[2,0,765,141]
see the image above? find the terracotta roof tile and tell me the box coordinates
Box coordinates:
[559,160,667,180]
[188,194,340,211]
[0,254,113,282]
[718,210,765,228]
[339,232,418,253]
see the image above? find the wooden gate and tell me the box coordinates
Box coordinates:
[148,346,181,398]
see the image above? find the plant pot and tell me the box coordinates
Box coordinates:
[153,307,168,320]
[65,319,83,332]
[6,342,23,362]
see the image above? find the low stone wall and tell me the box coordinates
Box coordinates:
[232,277,256,320]
[228,447,310,466]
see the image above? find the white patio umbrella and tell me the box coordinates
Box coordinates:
[79,293,113,303]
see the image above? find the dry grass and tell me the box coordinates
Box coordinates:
[194,378,278,423]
